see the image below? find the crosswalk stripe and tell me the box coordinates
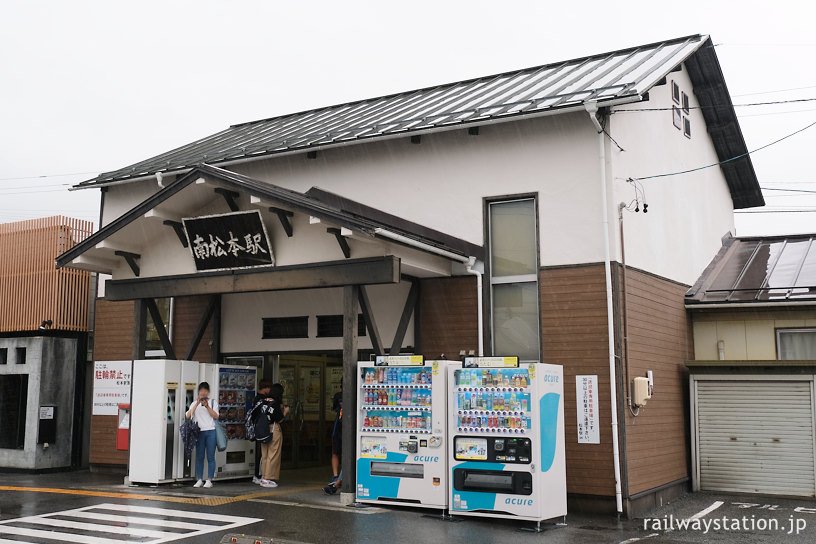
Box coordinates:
[89,503,254,523]
[0,503,262,544]
[63,511,203,530]
[0,525,129,544]
[13,516,173,538]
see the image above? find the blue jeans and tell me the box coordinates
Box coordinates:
[196,430,216,480]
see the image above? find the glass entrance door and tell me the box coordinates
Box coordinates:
[278,355,342,469]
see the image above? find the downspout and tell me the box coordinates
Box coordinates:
[465,257,485,357]
[372,228,485,356]
[585,101,624,515]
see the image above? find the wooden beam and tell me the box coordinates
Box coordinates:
[269,207,294,237]
[358,286,384,356]
[104,256,400,301]
[214,188,240,212]
[327,228,351,259]
[210,295,221,364]
[162,220,189,248]
[96,240,142,255]
[340,284,359,497]
[184,296,218,360]
[144,298,176,360]
[132,299,147,359]
[114,251,141,277]
[389,280,419,355]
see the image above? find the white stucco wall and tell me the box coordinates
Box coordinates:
[608,64,735,285]
[220,281,415,354]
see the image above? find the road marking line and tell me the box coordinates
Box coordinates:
[0,503,262,544]
[249,498,387,514]
[618,533,659,544]
[0,484,323,507]
[687,500,725,521]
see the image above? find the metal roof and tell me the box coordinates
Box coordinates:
[78,35,710,186]
[686,234,816,304]
[56,164,483,270]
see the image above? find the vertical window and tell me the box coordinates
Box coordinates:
[777,329,816,360]
[488,198,540,361]
[15,347,26,365]
[0,348,7,365]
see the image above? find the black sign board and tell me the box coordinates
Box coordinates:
[183,210,274,271]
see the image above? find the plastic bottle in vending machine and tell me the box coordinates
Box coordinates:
[521,396,528,412]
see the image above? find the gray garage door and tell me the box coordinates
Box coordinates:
[696,380,816,497]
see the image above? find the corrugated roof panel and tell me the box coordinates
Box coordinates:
[78,35,715,187]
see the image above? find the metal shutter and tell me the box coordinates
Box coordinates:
[697,380,816,497]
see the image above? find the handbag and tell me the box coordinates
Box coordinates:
[215,421,228,452]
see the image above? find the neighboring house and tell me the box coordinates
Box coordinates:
[686,234,816,498]
[0,216,93,470]
[57,34,763,516]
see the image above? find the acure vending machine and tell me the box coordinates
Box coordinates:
[199,363,258,479]
[356,356,449,511]
[448,357,566,525]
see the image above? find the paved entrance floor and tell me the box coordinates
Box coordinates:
[1,469,815,543]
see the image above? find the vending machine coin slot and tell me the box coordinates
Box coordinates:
[399,441,418,454]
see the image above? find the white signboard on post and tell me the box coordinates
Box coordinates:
[576,375,600,444]
[92,361,132,415]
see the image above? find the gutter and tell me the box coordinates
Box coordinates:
[374,228,484,356]
[686,301,816,309]
[585,101,624,515]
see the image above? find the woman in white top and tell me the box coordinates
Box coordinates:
[186,382,219,488]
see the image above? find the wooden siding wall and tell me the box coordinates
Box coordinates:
[172,296,216,363]
[419,277,478,358]
[0,216,92,332]
[540,265,616,496]
[622,267,691,495]
[90,299,135,465]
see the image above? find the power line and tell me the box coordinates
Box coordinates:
[734,84,816,98]
[735,209,816,214]
[739,107,816,118]
[629,118,816,182]
[612,97,816,113]
[761,187,816,194]
[0,171,98,182]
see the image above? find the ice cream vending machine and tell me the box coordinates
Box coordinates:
[198,363,258,479]
[448,357,566,524]
[356,356,449,510]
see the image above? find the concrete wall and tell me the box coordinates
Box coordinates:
[609,63,736,286]
[0,336,77,470]
[692,309,816,360]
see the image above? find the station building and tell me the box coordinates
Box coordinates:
[58,34,764,515]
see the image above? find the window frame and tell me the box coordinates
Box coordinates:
[776,327,816,360]
[484,194,541,362]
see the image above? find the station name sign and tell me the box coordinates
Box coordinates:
[183,210,274,271]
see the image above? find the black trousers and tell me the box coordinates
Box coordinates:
[254,441,262,478]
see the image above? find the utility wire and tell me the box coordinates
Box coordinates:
[612,97,816,113]
[629,119,816,182]
[761,187,816,194]
[0,171,98,182]
[734,84,816,98]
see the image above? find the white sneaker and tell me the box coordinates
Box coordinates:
[260,480,278,488]
[193,480,203,488]
[204,480,213,488]
[252,476,262,485]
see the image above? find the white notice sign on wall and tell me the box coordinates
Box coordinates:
[576,375,600,444]
[92,361,132,415]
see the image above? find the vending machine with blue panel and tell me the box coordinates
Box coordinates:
[356,356,449,511]
[447,357,566,525]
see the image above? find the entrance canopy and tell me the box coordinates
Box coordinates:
[57,165,483,300]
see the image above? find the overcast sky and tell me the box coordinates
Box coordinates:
[1,1,815,236]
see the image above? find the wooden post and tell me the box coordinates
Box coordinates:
[132,299,147,360]
[340,284,359,504]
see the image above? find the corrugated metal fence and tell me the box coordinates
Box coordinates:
[0,216,93,332]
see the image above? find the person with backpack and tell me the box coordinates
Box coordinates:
[250,380,273,484]
[186,382,219,488]
[251,382,288,488]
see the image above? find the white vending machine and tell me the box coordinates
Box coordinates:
[129,359,199,484]
[356,356,449,510]
[198,363,258,479]
[448,357,566,525]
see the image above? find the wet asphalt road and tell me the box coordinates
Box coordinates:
[1,470,816,543]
